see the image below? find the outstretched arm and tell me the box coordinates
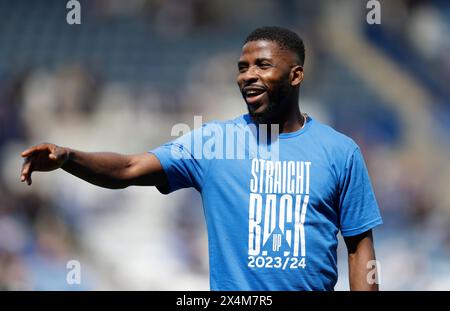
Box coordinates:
[344,229,379,291]
[20,143,168,189]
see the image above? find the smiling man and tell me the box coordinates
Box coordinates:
[20,26,382,291]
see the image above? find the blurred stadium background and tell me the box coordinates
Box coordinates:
[1,0,450,290]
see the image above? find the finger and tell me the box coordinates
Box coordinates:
[21,146,37,157]
[21,158,31,175]
[21,144,49,157]
[26,172,32,185]
[20,159,32,182]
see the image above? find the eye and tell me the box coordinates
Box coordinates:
[259,63,272,69]
[238,65,248,73]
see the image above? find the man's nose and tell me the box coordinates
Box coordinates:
[241,66,258,84]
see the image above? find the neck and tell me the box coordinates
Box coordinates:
[278,104,304,134]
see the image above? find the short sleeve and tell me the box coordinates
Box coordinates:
[338,147,383,237]
[149,125,212,194]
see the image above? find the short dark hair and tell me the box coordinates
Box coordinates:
[244,26,305,66]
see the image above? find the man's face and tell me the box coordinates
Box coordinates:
[237,40,299,124]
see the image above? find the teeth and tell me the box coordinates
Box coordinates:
[246,89,264,96]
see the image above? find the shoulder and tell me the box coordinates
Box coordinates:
[306,118,361,172]
[309,117,359,155]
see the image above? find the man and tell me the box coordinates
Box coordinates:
[20,26,382,291]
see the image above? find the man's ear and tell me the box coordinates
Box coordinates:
[290,65,304,87]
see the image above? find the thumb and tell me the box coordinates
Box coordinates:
[49,147,68,163]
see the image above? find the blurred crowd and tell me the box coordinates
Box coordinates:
[0,0,449,290]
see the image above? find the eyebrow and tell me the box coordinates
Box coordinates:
[238,57,273,66]
[255,57,273,62]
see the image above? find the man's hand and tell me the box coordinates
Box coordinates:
[19,143,167,189]
[20,143,69,185]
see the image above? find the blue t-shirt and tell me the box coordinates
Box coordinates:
[150,114,382,291]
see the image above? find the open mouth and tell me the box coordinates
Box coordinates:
[243,86,266,104]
